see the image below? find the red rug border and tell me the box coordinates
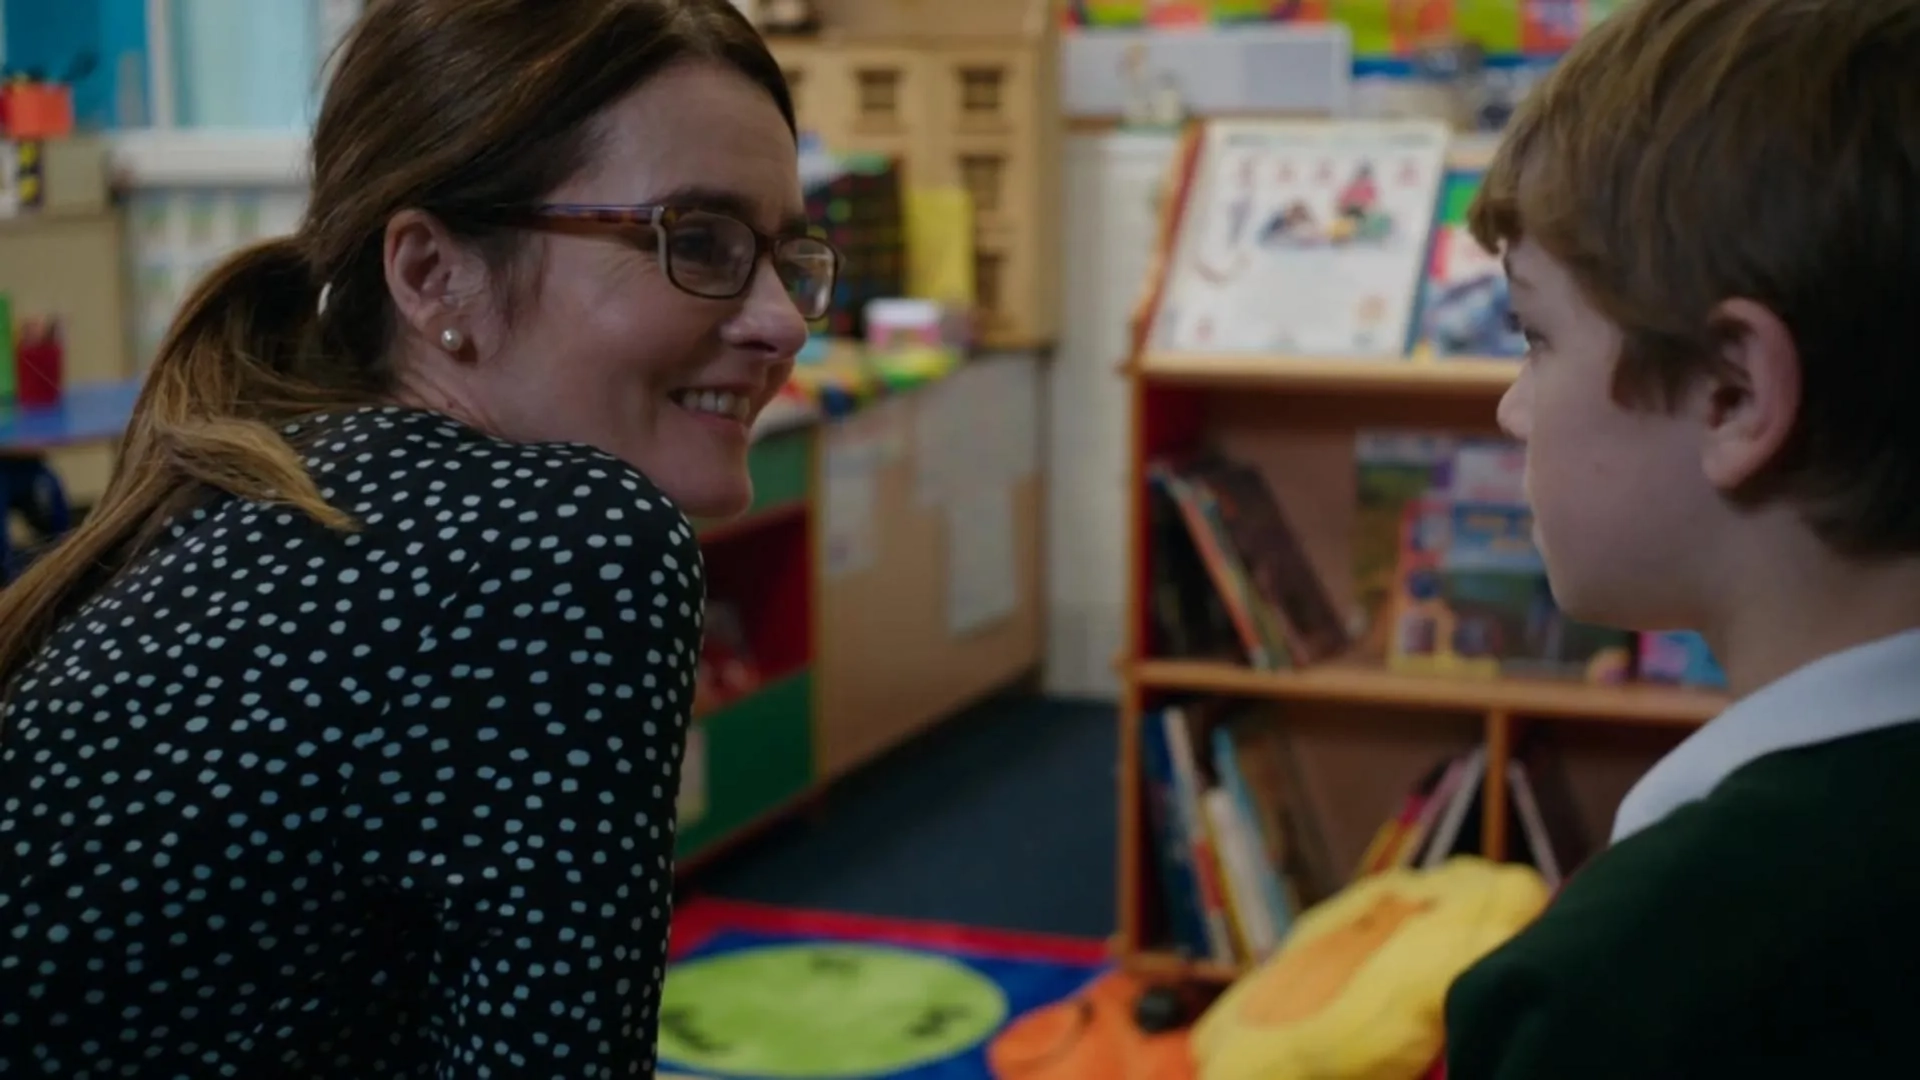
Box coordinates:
[670,896,1112,966]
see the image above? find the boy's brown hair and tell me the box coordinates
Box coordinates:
[1472,0,1920,557]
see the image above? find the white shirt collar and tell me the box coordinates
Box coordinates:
[1611,628,1920,843]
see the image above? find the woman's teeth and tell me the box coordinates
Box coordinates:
[673,389,752,422]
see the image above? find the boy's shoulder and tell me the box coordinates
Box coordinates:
[1444,722,1920,1078]
[1498,718,1920,957]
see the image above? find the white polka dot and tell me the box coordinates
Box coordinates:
[0,406,697,1075]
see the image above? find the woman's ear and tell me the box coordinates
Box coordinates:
[383,209,492,354]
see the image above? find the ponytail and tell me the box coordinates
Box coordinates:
[0,235,373,708]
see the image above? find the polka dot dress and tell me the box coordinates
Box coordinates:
[0,406,703,1078]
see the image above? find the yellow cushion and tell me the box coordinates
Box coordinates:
[1191,856,1549,1080]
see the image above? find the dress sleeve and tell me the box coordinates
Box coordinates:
[355,466,703,1079]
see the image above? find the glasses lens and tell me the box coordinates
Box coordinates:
[664,212,757,298]
[775,237,840,320]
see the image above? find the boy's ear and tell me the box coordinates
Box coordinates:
[1698,298,1802,492]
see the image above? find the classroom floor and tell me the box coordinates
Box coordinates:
[688,694,1117,940]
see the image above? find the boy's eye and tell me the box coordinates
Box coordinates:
[1505,311,1545,350]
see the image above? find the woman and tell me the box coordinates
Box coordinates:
[0,0,835,1074]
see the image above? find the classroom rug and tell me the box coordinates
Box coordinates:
[662,898,1110,1080]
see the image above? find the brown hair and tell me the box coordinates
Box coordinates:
[0,0,792,694]
[1471,0,1920,556]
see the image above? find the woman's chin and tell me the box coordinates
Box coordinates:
[668,477,754,523]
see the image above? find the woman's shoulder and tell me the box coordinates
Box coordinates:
[291,404,696,547]
[137,405,705,618]
[278,405,703,640]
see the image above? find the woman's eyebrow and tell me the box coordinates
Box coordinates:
[651,184,808,232]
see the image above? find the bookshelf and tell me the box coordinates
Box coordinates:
[1132,658,1723,728]
[1130,352,1521,396]
[1114,123,1730,985]
[765,0,1061,351]
[676,353,1046,872]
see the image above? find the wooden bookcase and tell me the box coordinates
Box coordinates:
[764,0,1060,350]
[1113,150,1731,985]
[675,354,1046,872]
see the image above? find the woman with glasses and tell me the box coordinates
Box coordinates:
[0,0,836,1075]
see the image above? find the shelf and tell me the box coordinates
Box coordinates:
[1116,941,1244,986]
[1131,658,1726,727]
[1131,352,1519,396]
[109,129,311,188]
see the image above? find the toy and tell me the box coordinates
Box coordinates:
[1132,983,1200,1034]
[1189,858,1548,1080]
[803,153,905,341]
[1638,630,1727,690]
[987,970,1198,1080]
[865,297,969,357]
[0,75,77,141]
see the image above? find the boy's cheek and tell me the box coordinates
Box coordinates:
[1496,376,1533,443]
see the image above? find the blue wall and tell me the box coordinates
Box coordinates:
[170,0,318,129]
[4,0,149,129]
[3,0,323,130]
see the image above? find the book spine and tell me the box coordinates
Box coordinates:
[1161,707,1236,963]
[1211,727,1295,947]
[1140,709,1212,956]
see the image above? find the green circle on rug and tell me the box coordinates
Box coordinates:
[659,943,1010,1078]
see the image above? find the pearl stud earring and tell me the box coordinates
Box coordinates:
[439,327,465,353]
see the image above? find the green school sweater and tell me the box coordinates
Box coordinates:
[1445,721,1920,1079]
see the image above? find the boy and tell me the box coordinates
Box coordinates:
[1444,1,1920,1076]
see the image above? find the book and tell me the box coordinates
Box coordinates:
[1212,725,1297,956]
[1224,720,1330,908]
[1145,474,1243,662]
[1144,118,1453,359]
[1386,497,1635,683]
[1184,456,1352,665]
[1149,461,1289,669]
[1416,169,1527,359]
[1161,705,1238,962]
[1140,708,1213,958]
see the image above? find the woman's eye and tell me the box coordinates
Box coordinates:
[669,228,724,264]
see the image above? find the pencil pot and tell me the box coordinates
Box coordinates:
[14,317,63,407]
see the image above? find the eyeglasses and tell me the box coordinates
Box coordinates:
[484,203,842,320]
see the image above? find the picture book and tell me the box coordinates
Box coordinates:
[1353,432,1459,653]
[1146,119,1451,359]
[1416,169,1527,359]
[1352,432,1528,655]
[1149,454,1352,670]
[1386,498,1634,683]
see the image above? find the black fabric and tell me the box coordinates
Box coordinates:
[0,406,703,1078]
[1447,719,1920,1079]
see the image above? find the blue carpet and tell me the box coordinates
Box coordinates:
[690,695,1118,940]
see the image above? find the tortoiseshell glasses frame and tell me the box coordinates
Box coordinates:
[484,203,842,320]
